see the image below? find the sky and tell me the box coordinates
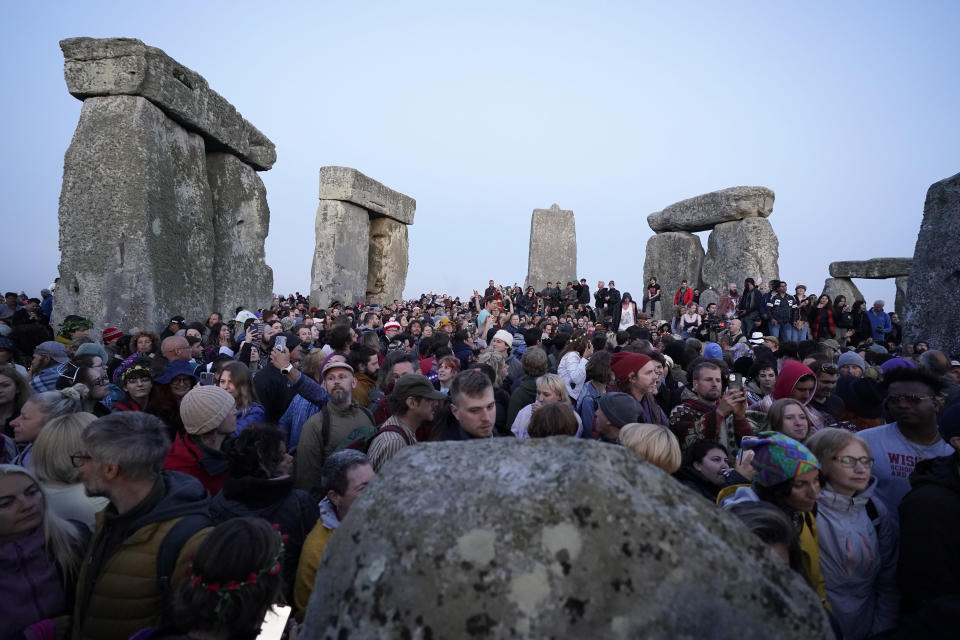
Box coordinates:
[3,1,959,311]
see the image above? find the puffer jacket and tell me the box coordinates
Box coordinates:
[73,472,212,640]
[1,528,68,638]
[209,474,318,601]
[815,478,898,639]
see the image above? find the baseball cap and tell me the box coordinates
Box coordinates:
[34,341,70,364]
[322,361,354,377]
[391,374,445,402]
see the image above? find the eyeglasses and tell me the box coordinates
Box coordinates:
[816,363,838,374]
[833,456,874,469]
[70,453,92,468]
[885,394,933,406]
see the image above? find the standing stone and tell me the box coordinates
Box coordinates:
[206,152,273,314]
[821,278,864,307]
[642,232,703,322]
[894,276,908,319]
[828,258,912,279]
[698,288,720,311]
[302,439,831,638]
[524,204,577,292]
[647,186,775,233]
[366,217,409,306]
[904,172,960,353]
[700,218,780,297]
[310,201,370,308]
[58,95,214,333]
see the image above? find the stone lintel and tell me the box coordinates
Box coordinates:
[318,166,416,225]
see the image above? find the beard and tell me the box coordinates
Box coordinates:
[329,389,352,407]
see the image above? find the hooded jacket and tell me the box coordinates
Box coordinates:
[773,360,817,404]
[815,478,898,639]
[897,452,960,617]
[73,471,212,640]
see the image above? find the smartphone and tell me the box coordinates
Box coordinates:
[737,435,762,465]
[259,605,291,640]
[199,372,215,386]
[728,373,743,391]
[253,322,265,342]
[274,335,287,352]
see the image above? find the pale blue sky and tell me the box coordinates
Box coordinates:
[3,1,958,311]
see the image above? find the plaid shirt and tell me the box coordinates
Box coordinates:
[28,366,61,393]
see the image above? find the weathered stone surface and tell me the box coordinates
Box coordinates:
[61,37,276,170]
[318,166,416,225]
[58,96,214,333]
[701,218,780,297]
[642,232,704,322]
[206,152,273,313]
[904,172,960,354]
[366,217,409,305]
[821,278,864,307]
[524,204,577,292]
[828,258,912,279]
[698,288,720,310]
[302,439,831,639]
[895,276,908,319]
[310,201,370,308]
[647,186,775,233]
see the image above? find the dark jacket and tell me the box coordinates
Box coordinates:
[506,376,538,427]
[253,364,292,424]
[74,472,212,640]
[210,475,318,601]
[898,452,960,617]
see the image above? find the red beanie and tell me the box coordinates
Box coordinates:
[102,327,123,343]
[610,352,651,382]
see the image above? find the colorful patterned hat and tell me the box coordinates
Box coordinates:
[742,431,820,487]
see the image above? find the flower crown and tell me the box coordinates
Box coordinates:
[120,363,152,385]
[185,524,287,616]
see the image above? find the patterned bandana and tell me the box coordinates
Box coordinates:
[742,431,820,487]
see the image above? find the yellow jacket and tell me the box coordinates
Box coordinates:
[293,521,335,621]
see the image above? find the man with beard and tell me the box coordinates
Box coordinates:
[367,374,444,472]
[294,361,373,496]
[669,361,750,454]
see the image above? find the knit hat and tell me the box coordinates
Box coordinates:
[180,385,236,436]
[820,338,840,351]
[102,327,123,343]
[280,316,298,332]
[742,431,820,487]
[867,344,888,354]
[837,351,867,372]
[492,329,513,348]
[880,357,915,374]
[596,392,640,428]
[703,342,723,360]
[384,320,402,331]
[75,343,109,366]
[610,352,651,383]
[938,403,960,442]
[836,377,884,419]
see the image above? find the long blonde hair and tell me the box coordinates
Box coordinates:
[0,464,86,580]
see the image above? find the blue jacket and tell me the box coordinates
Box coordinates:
[866,308,891,341]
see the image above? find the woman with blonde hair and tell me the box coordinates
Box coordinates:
[619,423,682,473]
[805,427,897,639]
[510,374,583,440]
[10,385,85,467]
[30,412,109,527]
[0,464,88,638]
[0,364,31,460]
[476,350,507,389]
[767,397,815,443]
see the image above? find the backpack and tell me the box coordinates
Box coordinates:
[337,422,414,454]
[318,403,376,451]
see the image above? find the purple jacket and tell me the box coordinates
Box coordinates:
[0,528,68,637]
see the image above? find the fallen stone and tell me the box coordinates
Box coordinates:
[828,258,912,279]
[903,172,960,354]
[61,37,276,170]
[524,204,577,292]
[57,96,214,333]
[318,166,416,225]
[206,152,274,313]
[894,276,908,319]
[301,439,832,638]
[700,218,780,297]
[821,278,864,307]
[310,201,370,308]
[366,217,409,305]
[641,232,703,322]
[647,186,775,233]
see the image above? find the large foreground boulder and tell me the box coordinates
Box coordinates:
[641,231,704,322]
[302,439,832,639]
[700,218,780,296]
[828,258,912,280]
[904,172,960,354]
[647,186,774,233]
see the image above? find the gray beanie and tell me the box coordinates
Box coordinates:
[597,392,640,429]
[837,351,867,372]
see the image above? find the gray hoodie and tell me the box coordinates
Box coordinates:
[815,478,899,640]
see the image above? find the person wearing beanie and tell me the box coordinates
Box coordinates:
[610,352,668,427]
[720,431,830,608]
[702,341,723,361]
[593,392,641,444]
[837,351,867,378]
[490,329,513,353]
[162,385,237,495]
[879,357,915,375]
[897,402,960,632]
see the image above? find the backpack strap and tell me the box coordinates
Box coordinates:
[375,424,413,446]
[865,498,882,538]
[320,403,331,449]
[157,513,212,619]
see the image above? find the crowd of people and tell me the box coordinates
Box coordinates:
[1,276,959,639]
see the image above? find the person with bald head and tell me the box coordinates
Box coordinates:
[161,336,191,361]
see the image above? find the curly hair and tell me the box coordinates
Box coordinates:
[223,424,286,479]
